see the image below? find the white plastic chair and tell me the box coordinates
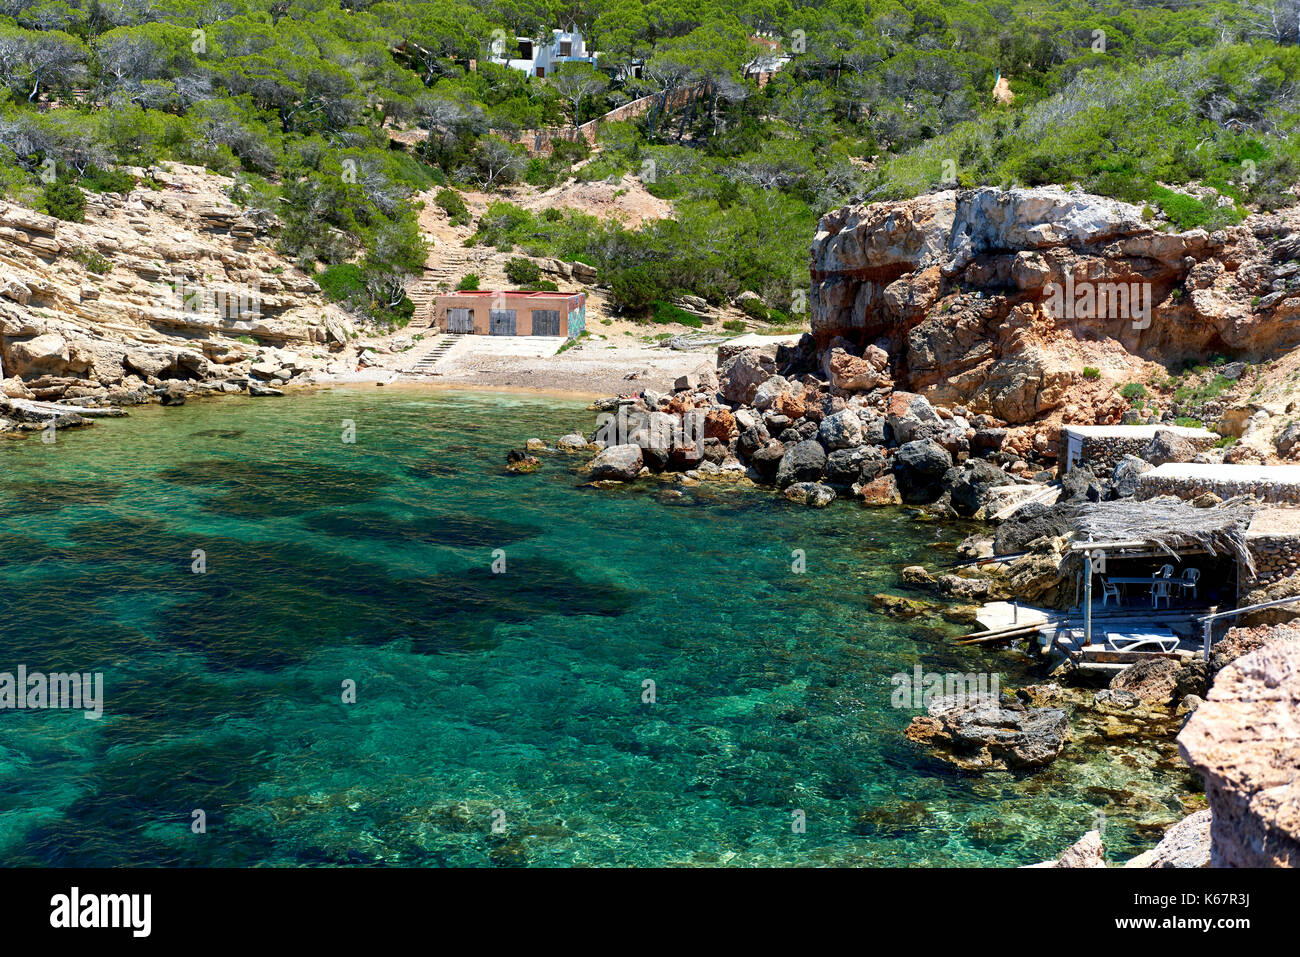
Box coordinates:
[1151,579,1173,609]
[1101,577,1121,607]
[1178,568,1200,599]
[1156,564,1174,579]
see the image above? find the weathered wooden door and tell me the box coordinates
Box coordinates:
[489,309,516,335]
[531,309,560,336]
[447,308,475,333]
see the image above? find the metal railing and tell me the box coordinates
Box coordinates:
[1196,595,1300,661]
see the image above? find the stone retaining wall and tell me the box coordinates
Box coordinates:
[1076,435,1147,475]
[1244,534,1300,588]
[1136,473,1300,504]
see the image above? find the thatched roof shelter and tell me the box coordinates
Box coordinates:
[1070,496,1257,577]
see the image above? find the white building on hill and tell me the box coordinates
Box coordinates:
[491,29,597,78]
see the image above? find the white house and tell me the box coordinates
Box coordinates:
[492,29,597,78]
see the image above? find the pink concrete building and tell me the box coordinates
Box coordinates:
[433,291,587,337]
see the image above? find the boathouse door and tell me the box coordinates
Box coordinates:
[447,308,475,334]
[489,309,517,335]
[531,309,560,336]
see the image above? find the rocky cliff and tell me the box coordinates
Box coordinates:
[811,187,1300,424]
[1178,635,1300,867]
[0,165,352,405]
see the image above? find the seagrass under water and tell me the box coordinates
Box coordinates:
[0,389,1197,865]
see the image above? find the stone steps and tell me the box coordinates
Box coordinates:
[406,333,461,374]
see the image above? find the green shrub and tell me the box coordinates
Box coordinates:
[738,297,768,321]
[316,263,367,303]
[80,166,136,195]
[505,257,542,286]
[69,247,112,274]
[1120,383,1148,404]
[651,300,702,328]
[435,188,471,226]
[609,266,662,312]
[723,319,746,332]
[456,273,480,291]
[1082,367,1101,380]
[43,181,85,222]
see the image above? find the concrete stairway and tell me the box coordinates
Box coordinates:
[406,280,438,330]
[406,334,461,375]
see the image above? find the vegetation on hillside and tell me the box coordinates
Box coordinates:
[1,0,1297,323]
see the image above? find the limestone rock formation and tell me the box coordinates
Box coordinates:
[1178,640,1300,867]
[810,186,1300,423]
[0,165,353,405]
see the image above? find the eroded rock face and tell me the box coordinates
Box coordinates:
[1125,810,1212,868]
[1178,640,1300,867]
[810,186,1300,423]
[0,165,351,402]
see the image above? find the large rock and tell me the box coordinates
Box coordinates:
[775,439,826,488]
[905,695,1071,771]
[1110,454,1152,498]
[1124,810,1212,868]
[6,333,69,377]
[1110,657,1181,706]
[948,460,1017,517]
[1142,429,1197,466]
[825,345,889,392]
[1052,831,1108,869]
[893,438,953,500]
[817,408,864,450]
[589,444,644,482]
[1178,640,1300,867]
[718,349,775,405]
[751,375,794,411]
[854,473,902,505]
[783,482,836,508]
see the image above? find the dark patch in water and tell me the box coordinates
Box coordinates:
[0,480,122,516]
[304,510,540,549]
[159,459,390,517]
[190,429,246,440]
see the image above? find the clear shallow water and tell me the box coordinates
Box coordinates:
[0,389,1195,866]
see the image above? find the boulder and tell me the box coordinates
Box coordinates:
[1051,831,1108,869]
[1124,810,1212,868]
[885,392,941,444]
[893,438,953,500]
[158,382,187,406]
[775,439,827,488]
[825,346,889,392]
[905,695,1071,771]
[6,333,69,377]
[749,441,786,479]
[246,378,284,397]
[1143,429,1197,466]
[1109,657,1181,706]
[817,408,864,450]
[783,482,836,507]
[854,473,903,505]
[1178,640,1300,867]
[1110,455,1152,498]
[589,444,644,482]
[948,460,1017,517]
[718,349,775,405]
[752,375,794,411]
[1277,421,1300,459]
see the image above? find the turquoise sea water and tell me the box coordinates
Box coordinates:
[0,388,1195,866]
